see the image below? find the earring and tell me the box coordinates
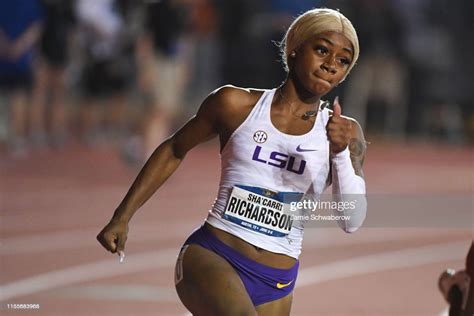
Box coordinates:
[290,51,296,58]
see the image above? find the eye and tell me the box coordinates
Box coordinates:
[337,57,351,66]
[314,45,329,55]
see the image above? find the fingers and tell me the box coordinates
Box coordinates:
[326,118,352,135]
[96,230,127,254]
[97,220,129,254]
[97,231,118,253]
[333,96,341,116]
[116,233,127,253]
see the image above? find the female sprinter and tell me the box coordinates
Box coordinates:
[97,8,367,316]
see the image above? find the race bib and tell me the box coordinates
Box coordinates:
[223,185,303,237]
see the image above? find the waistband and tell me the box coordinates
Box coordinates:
[184,224,299,274]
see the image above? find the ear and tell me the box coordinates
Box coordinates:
[286,52,297,73]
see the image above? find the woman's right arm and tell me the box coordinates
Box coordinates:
[97,87,226,254]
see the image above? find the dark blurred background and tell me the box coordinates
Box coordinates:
[1,0,472,163]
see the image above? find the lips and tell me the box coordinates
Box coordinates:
[313,72,332,85]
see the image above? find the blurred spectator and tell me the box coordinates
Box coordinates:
[134,0,190,161]
[445,0,474,143]
[393,0,469,141]
[29,0,76,149]
[214,0,259,87]
[0,0,43,157]
[75,0,135,146]
[185,0,219,106]
[342,0,408,138]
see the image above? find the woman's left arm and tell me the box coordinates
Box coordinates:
[326,99,367,233]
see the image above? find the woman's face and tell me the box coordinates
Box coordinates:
[290,31,354,97]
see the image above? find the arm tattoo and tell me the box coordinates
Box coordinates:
[349,138,366,177]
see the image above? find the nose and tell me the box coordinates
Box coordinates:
[321,57,337,74]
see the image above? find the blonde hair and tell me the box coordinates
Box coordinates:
[281,8,359,80]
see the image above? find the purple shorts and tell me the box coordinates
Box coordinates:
[182,225,299,306]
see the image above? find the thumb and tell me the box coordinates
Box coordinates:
[333,96,341,117]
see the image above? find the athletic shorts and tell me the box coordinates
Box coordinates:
[142,51,185,111]
[178,225,299,306]
[80,58,132,98]
[0,72,33,91]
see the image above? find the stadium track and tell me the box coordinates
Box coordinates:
[1,140,472,315]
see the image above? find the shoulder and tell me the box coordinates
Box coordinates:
[206,84,264,113]
[200,85,265,131]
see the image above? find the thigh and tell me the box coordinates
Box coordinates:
[175,244,257,316]
[256,292,293,316]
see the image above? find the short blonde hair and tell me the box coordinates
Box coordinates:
[281,8,359,80]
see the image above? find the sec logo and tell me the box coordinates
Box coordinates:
[253,130,267,143]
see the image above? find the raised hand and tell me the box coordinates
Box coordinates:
[326,97,352,153]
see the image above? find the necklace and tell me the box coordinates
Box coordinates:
[278,88,328,120]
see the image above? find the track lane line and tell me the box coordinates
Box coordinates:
[297,240,467,287]
[1,240,467,302]
[0,248,177,301]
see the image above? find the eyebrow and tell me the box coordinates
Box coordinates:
[319,37,353,55]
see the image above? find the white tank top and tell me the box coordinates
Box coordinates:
[206,88,331,258]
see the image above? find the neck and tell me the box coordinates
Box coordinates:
[278,79,321,110]
[276,83,324,121]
